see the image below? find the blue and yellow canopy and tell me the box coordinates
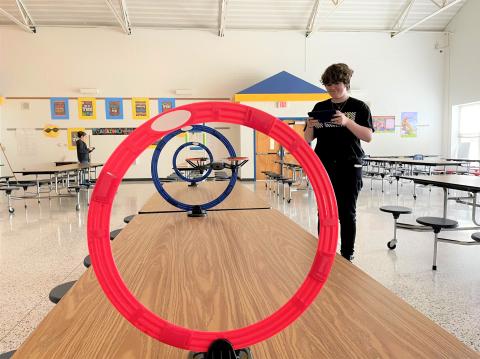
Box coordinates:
[234,71,330,102]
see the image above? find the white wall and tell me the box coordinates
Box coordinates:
[444,0,480,156]
[0,27,446,178]
[446,0,480,106]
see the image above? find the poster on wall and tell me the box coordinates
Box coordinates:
[372,116,395,134]
[105,98,124,120]
[16,129,37,156]
[400,112,418,138]
[78,98,96,120]
[132,97,150,119]
[185,129,207,148]
[92,128,135,135]
[67,128,85,150]
[158,98,176,113]
[50,98,69,120]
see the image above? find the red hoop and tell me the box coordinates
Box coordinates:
[87,102,338,352]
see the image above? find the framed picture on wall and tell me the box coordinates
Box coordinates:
[67,127,85,150]
[78,98,97,120]
[400,112,418,138]
[132,97,150,120]
[105,98,124,120]
[372,116,395,134]
[50,98,69,120]
[158,98,175,113]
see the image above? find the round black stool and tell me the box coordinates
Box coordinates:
[83,255,91,268]
[48,281,77,304]
[416,217,458,270]
[0,186,19,214]
[110,229,122,240]
[471,232,480,242]
[380,206,412,249]
[123,215,135,224]
[0,350,16,359]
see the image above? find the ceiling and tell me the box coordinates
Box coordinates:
[0,0,468,36]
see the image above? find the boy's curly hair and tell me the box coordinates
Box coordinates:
[321,63,354,90]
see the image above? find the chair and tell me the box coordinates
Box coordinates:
[380,206,413,249]
[412,154,428,176]
[416,217,458,270]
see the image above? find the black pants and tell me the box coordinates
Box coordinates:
[320,161,363,259]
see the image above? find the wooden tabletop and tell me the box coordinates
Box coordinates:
[444,158,480,163]
[400,174,480,192]
[139,182,271,213]
[14,210,478,358]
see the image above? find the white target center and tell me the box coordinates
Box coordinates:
[151,110,191,132]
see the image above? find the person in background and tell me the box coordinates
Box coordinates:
[76,131,94,164]
[304,63,374,262]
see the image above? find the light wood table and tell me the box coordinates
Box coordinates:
[14,210,478,358]
[139,182,271,213]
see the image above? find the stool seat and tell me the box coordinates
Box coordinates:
[49,281,76,304]
[0,350,16,359]
[416,217,459,270]
[380,206,412,215]
[380,206,413,249]
[0,186,19,192]
[471,232,480,242]
[83,255,91,268]
[416,216,458,229]
[110,229,122,240]
[123,215,135,224]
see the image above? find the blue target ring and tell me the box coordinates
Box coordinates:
[172,141,213,183]
[151,125,237,211]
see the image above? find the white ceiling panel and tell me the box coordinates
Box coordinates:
[0,0,469,35]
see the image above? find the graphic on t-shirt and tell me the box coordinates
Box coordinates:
[316,112,356,128]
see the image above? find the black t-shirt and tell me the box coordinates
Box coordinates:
[76,139,90,163]
[310,97,373,164]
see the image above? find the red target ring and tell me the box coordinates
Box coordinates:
[87,102,338,352]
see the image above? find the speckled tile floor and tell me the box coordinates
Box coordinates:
[0,179,479,354]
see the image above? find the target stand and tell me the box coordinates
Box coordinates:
[189,339,253,359]
[88,102,338,358]
[152,125,248,217]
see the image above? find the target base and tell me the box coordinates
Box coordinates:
[187,205,207,217]
[189,339,253,359]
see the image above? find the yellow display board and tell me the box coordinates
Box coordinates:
[132,97,150,120]
[67,128,85,150]
[78,98,97,120]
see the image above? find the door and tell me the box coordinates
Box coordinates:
[255,131,281,180]
[284,122,306,164]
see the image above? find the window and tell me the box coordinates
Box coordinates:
[452,102,480,159]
